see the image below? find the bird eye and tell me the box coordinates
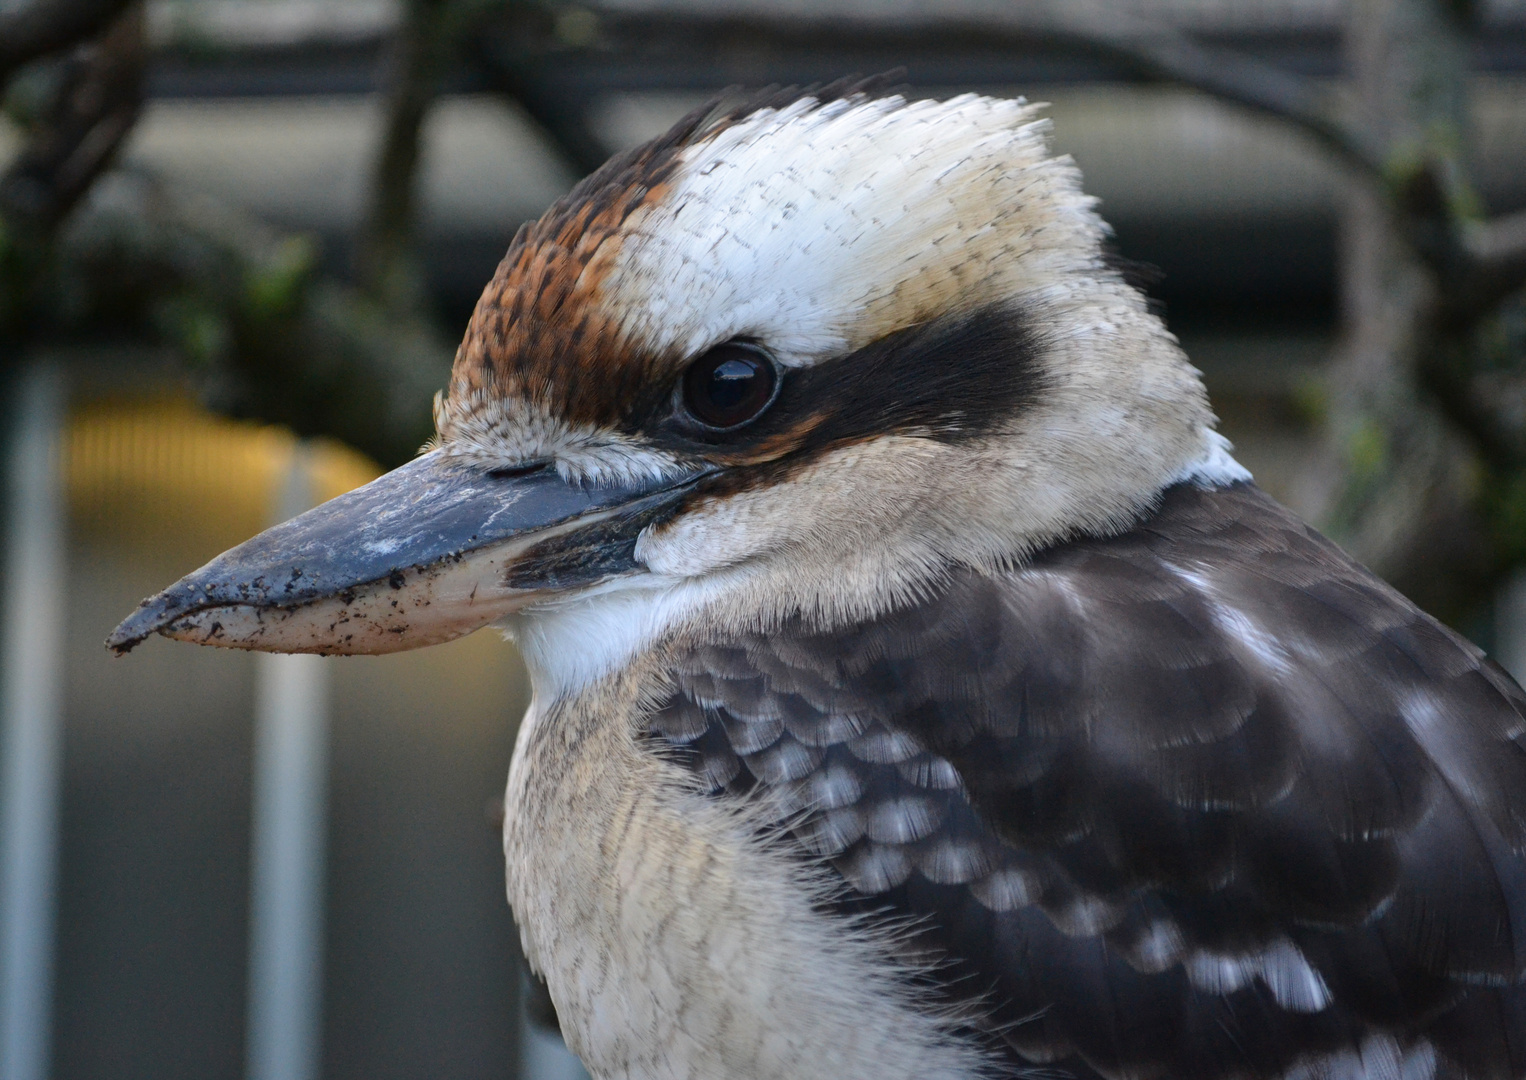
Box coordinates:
[680,342,779,430]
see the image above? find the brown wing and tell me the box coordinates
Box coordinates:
[647,481,1526,1080]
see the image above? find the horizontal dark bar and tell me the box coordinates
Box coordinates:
[145,19,1526,100]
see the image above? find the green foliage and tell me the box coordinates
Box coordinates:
[1347,417,1390,482]
[154,292,230,368]
[1,57,64,131]
[1292,374,1329,428]
[241,235,317,325]
[1483,467,1526,566]
[2,171,449,466]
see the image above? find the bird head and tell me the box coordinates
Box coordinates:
[108,85,1237,692]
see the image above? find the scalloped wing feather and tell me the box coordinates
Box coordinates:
[648,481,1526,1080]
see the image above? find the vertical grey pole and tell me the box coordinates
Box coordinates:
[247,446,329,1080]
[522,1019,593,1080]
[523,1023,592,1080]
[0,366,66,1080]
[522,973,592,1080]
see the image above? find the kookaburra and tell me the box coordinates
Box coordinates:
[110,83,1526,1080]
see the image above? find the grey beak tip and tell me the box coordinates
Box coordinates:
[106,617,152,655]
[105,585,198,655]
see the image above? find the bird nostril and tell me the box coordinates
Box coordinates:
[486,460,553,480]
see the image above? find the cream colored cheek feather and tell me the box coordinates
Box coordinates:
[499,286,1241,697]
[635,310,1220,626]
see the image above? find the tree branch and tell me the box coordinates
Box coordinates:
[356,0,455,308]
[1464,208,1526,314]
[0,2,146,239]
[486,4,1385,182]
[36,171,450,465]
[480,67,612,178]
[1468,208,1526,268]
[1406,204,1526,333]
[0,0,136,84]
[1418,341,1526,473]
[997,7,1385,181]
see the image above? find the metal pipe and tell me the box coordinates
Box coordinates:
[0,366,66,1080]
[522,970,592,1080]
[246,445,329,1080]
[523,1016,593,1080]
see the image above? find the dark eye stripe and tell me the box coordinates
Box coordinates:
[650,302,1046,464]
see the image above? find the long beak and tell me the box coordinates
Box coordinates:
[106,449,712,656]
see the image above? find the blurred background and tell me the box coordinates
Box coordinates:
[2,0,1525,1078]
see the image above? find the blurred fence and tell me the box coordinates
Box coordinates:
[4,375,538,1080]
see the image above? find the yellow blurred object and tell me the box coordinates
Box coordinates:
[64,390,523,715]
[65,395,381,551]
